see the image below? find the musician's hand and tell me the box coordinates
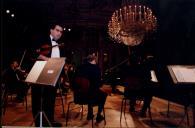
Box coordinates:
[38,54,49,61]
[15,67,26,73]
[16,67,21,70]
[65,82,70,86]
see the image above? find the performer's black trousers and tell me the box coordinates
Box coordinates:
[31,85,57,127]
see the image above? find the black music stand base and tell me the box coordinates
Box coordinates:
[30,86,52,127]
[31,111,52,127]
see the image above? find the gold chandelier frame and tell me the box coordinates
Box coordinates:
[108,4,157,46]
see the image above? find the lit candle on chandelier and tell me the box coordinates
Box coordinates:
[116,10,118,18]
[129,5,132,21]
[126,12,129,24]
[124,6,127,21]
[129,5,132,13]
[150,10,153,20]
[144,6,146,20]
[139,5,142,21]
[119,9,123,23]
[135,5,137,20]
[147,7,149,19]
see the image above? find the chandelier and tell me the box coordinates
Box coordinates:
[108,3,157,46]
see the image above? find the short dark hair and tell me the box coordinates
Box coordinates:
[86,54,96,62]
[49,23,63,29]
[9,58,18,64]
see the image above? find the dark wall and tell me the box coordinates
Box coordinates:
[2,0,195,71]
[153,0,195,64]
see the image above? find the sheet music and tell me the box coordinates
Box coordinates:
[171,66,195,83]
[25,61,47,83]
[150,70,158,82]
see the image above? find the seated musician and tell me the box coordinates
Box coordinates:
[2,59,29,102]
[73,53,107,123]
[122,53,155,117]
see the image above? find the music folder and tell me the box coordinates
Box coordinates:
[25,58,65,86]
[167,65,195,84]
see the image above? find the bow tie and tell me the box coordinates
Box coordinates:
[52,38,57,41]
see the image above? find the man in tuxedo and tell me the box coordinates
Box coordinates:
[31,23,64,127]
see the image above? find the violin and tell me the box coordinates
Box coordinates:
[36,43,64,56]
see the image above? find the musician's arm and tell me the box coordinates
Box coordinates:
[37,54,49,61]
[31,38,49,61]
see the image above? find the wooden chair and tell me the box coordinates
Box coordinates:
[65,77,106,128]
[120,77,153,124]
[2,82,28,115]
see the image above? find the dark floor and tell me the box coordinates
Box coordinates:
[1,85,194,127]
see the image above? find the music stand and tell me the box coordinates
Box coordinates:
[168,65,195,84]
[168,65,195,127]
[25,58,65,127]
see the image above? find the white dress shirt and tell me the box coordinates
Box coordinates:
[50,35,60,58]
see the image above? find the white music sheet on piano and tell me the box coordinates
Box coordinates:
[150,70,158,82]
[171,66,195,83]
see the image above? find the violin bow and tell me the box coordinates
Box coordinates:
[19,49,27,68]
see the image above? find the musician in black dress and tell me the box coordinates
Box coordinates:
[31,23,65,127]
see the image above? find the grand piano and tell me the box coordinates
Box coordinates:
[102,60,195,127]
[149,64,195,127]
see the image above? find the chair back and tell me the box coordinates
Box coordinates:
[124,76,143,91]
[73,77,90,104]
